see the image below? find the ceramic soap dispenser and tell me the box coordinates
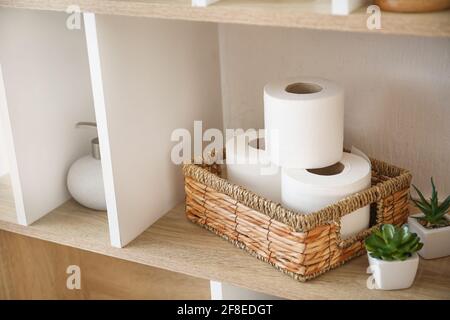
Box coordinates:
[67,122,107,211]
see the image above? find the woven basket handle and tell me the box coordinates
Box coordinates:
[336,223,381,249]
[334,185,381,249]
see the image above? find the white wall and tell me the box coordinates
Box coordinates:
[219,24,450,197]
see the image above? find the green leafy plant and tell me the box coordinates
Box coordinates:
[365,224,423,261]
[412,178,450,229]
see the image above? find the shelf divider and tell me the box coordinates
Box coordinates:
[83,12,121,247]
[0,68,23,224]
[84,13,223,247]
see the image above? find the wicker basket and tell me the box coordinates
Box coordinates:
[183,153,412,282]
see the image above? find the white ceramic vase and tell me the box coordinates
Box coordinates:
[67,154,106,211]
[67,122,106,211]
[408,215,450,259]
[367,253,419,290]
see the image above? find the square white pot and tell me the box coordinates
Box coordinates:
[367,253,419,290]
[408,215,450,259]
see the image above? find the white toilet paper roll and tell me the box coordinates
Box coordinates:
[264,77,344,169]
[226,133,281,203]
[281,152,371,239]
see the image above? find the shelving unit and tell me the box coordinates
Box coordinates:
[0,175,449,300]
[0,0,449,37]
[0,8,223,248]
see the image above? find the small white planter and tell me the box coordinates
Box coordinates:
[408,215,450,259]
[367,253,419,290]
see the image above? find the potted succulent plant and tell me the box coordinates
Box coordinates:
[408,178,450,259]
[365,224,423,290]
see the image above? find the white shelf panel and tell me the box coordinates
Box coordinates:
[86,13,223,247]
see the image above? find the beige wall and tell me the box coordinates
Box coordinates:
[218,24,450,197]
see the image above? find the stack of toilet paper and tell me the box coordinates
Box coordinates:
[226,77,371,239]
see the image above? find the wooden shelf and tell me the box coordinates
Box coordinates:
[0,0,449,37]
[1,176,449,299]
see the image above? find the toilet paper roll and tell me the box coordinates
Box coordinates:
[264,77,344,169]
[281,152,371,239]
[226,133,281,203]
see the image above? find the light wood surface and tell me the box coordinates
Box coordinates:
[0,176,449,299]
[85,13,223,247]
[0,230,210,299]
[0,0,449,37]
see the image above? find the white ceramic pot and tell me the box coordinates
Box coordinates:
[408,215,450,259]
[367,253,419,290]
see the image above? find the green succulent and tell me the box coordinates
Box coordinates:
[365,224,423,261]
[412,178,450,229]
